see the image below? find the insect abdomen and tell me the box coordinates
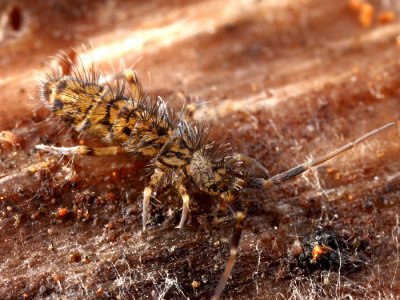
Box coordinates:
[41,79,105,127]
[40,77,172,158]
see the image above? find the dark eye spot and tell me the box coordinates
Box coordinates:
[53,99,64,110]
[9,5,23,32]
[123,127,131,136]
[157,127,167,136]
[210,183,218,192]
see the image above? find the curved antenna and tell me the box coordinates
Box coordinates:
[235,153,269,176]
[249,122,395,189]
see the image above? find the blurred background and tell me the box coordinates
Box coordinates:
[0,0,399,299]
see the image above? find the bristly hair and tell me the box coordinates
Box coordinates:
[176,119,209,151]
[124,96,173,149]
[61,53,103,94]
[146,96,173,129]
[202,142,241,172]
[38,59,62,107]
[39,50,131,103]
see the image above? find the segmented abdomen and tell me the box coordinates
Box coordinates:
[40,77,172,158]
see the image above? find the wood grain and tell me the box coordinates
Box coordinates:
[0,0,399,299]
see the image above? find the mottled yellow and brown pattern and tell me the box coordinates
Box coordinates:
[38,55,246,229]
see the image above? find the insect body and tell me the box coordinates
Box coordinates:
[38,56,247,234]
[36,54,395,299]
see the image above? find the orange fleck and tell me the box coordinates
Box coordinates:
[192,280,201,288]
[96,287,104,296]
[58,207,69,217]
[326,167,334,174]
[351,66,359,75]
[312,244,332,263]
[359,3,374,27]
[348,194,354,201]
[378,11,396,24]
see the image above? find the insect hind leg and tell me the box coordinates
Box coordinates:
[36,144,124,156]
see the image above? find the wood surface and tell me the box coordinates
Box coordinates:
[0,0,399,299]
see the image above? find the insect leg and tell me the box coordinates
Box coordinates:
[36,144,124,156]
[143,168,164,231]
[175,183,190,229]
[249,122,395,189]
[212,210,246,300]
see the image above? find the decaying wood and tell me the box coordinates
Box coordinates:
[0,0,399,299]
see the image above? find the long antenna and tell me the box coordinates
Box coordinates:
[249,122,395,189]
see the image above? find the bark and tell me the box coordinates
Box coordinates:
[0,0,399,299]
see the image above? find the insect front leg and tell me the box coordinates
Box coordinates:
[143,168,164,231]
[36,144,124,156]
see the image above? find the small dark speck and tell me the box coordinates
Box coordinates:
[8,5,23,32]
